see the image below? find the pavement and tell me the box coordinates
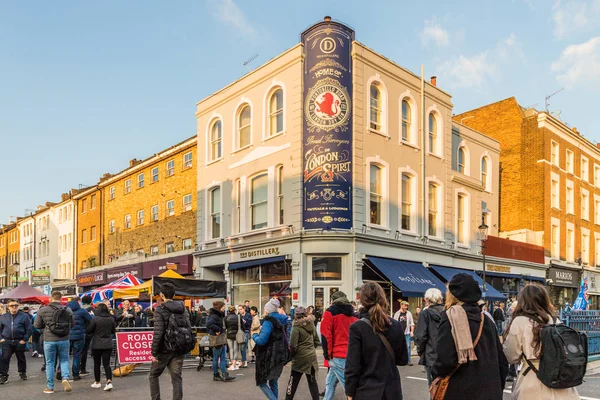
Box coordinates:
[1,354,600,399]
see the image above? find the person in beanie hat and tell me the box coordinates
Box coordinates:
[252,298,290,400]
[431,273,508,400]
[320,291,358,400]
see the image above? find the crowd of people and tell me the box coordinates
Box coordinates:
[0,275,586,400]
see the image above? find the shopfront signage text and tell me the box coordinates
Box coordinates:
[487,265,511,273]
[549,267,579,288]
[77,271,106,287]
[240,247,280,259]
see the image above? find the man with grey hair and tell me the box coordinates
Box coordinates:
[415,288,444,385]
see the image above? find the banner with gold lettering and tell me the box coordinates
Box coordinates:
[301,19,354,230]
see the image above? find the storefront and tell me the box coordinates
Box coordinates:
[142,255,194,279]
[478,263,546,301]
[548,266,580,307]
[51,280,77,296]
[583,270,600,310]
[77,270,106,292]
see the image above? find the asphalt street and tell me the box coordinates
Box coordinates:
[1,355,600,399]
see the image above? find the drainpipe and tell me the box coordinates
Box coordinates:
[420,65,427,240]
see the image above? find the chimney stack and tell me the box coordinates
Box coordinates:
[324,16,332,21]
[129,158,139,167]
[431,76,437,87]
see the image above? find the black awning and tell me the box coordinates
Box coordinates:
[228,256,286,271]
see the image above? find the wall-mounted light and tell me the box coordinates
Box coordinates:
[362,224,368,234]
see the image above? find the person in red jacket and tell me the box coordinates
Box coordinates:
[320,291,358,400]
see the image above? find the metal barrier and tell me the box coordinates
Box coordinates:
[560,309,600,361]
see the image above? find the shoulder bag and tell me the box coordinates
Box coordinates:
[209,318,227,347]
[236,314,247,344]
[360,318,395,363]
[429,313,485,400]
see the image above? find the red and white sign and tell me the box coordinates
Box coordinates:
[115,331,154,364]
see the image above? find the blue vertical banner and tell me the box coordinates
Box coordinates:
[573,276,589,310]
[301,19,355,230]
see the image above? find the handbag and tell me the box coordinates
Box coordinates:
[209,319,227,347]
[429,313,485,400]
[236,315,247,344]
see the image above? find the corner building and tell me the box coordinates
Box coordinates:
[194,18,535,314]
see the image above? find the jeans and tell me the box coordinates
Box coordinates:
[149,354,184,400]
[227,339,239,362]
[80,335,92,371]
[285,369,319,400]
[405,334,412,362]
[212,345,227,375]
[92,349,112,383]
[44,340,70,389]
[0,340,27,376]
[239,333,248,362]
[324,358,346,400]
[70,339,84,376]
[496,321,504,335]
[258,379,279,400]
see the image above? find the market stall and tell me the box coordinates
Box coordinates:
[0,282,50,304]
[80,273,143,303]
[113,269,184,299]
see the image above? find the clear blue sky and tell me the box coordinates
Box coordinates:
[1,0,599,223]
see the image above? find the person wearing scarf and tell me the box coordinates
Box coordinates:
[431,273,508,400]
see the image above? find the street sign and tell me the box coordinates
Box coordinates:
[31,270,51,286]
[115,331,153,364]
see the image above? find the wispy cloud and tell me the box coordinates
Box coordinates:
[208,0,258,42]
[552,36,600,87]
[552,0,600,39]
[421,18,450,47]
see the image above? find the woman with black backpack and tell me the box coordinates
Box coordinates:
[503,284,580,399]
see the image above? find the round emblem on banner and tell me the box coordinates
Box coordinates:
[320,37,336,54]
[305,78,351,132]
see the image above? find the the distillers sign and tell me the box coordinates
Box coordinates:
[301,18,354,230]
[549,267,579,288]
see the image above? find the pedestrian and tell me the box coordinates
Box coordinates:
[345,282,408,399]
[206,300,235,382]
[67,296,92,381]
[320,291,358,400]
[102,298,114,316]
[86,303,115,391]
[393,300,415,366]
[244,300,251,314]
[225,305,241,371]
[249,306,260,363]
[252,298,291,400]
[503,284,579,399]
[134,304,148,327]
[414,288,444,385]
[238,304,252,368]
[79,295,94,376]
[285,306,320,400]
[0,304,5,316]
[504,300,518,382]
[116,299,136,328]
[0,298,32,384]
[35,290,75,394]
[145,307,155,327]
[493,302,505,336]
[431,273,508,400]
[31,311,43,358]
[149,282,194,400]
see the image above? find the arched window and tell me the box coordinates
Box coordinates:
[237,104,251,149]
[370,164,382,225]
[250,173,268,230]
[370,84,382,131]
[428,113,438,153]
[210,187,221,239]
[401,100,411,142]
[458,147,466,174]
[210,119,222,161]
[268,89,284,137]
[481,157,489,189]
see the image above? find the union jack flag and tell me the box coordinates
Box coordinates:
[81,273,143,303]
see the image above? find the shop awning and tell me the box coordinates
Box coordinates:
[430,265,506,302]
[228,256,286,271]
[365,257,446,298]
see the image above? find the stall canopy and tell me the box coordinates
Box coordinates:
[430,265,506,302]
[364,257,446,298]
[81,273,143,303]
[113,270,184,299]
[476,270,545,282]
[0,283,50,304]
[153,276,226,298]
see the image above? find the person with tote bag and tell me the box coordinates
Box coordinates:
[206,301,234,382]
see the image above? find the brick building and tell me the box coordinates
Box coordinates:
[455,97,600,306]
[0,227,7,289]
[5,222,20,289]
[74,186,102,271]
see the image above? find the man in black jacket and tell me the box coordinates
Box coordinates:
[79,295,94,375]
[149,283,190,400]
[415,288,444,385]
[0,299,32,383]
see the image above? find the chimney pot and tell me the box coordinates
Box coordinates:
[431,76,437,86]
[129,158,138,167]
[324,16,332,21]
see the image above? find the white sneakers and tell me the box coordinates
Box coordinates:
[91,382,101,389]
[104,383,113,391]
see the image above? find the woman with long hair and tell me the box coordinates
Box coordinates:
[86,303,116,391]
[503,284,579,399]
[431,273,508,399]
[344,282,408,400]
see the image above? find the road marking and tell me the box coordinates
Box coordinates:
[406,376,428,381]
[503,390,599,400]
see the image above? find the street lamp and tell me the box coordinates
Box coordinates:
[478,223,489,301]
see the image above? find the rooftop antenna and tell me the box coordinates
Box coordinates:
[243,53,259,71]
[545,88,564,112]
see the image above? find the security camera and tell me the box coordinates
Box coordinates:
[546,279,553,284]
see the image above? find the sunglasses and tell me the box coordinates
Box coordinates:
[8,305,19,308]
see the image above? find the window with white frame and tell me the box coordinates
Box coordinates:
[566,149,574,173]
[481,157,490,190]
[458,147,466,174]
[152,167,159,183]
[234,179,242,234]
[595,165,600,187]
[582,190,590,220]
[457,193,467,244]
[109,219,115,234]
[429,113,439,154]
[277,166,284,225]
[138,173,144,188]
[91,194,96,208]
[250,174,268,230]
[582,231,590,264]
[124,214,131,229]
[150,245,158,256]
[151,205,159,222]
[401,173,412,231]
[268,88,284,137]
[566,182,574,214]
[551,141,559,166]
[551,178,560,209]
[183,151,193,169]
[166,242,175,254]
[183,238,192,250]
[166,160,175,176]
[124,179,131,194]
[596,198,600,224]
[551,223,560,258]
[369,83,382,131]
[166,200,175,216]
[210,119,222,161]
[137,210,144,225]
[81,199,87,213]
[210,187,221,238]
[237,104,251,149]
[109,187,115,200]
[401,99,411,142]
[567,226,575,262]
[91,226,96,241]
[582,156,589,182]
[370,165,383,225]
[428,183,439,237]
[183,194,192,212]
[596,237,600,267]
[81,229,87,244]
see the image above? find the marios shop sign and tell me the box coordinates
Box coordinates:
[549,267,579,288]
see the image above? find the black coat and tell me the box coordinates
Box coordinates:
[86,309,116,350]
[415,304,444,367]
[431,303,509,400]
[206,308,225,335]
[225,313,239,341]
[345,313,409,400]
[254,314,290,386]
[116,307,136,328]
[135,312,148,328]
[151,300,189,357]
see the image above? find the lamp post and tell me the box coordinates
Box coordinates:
[478,223,489,301]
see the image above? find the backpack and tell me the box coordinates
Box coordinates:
[47,306,72,337]
[522,318,587,389]
[164,310,196,356]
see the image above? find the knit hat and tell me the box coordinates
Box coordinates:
[331,291,350,304]
[449,273,482,303]
[264,298,280,314]
[294,306,307,318]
